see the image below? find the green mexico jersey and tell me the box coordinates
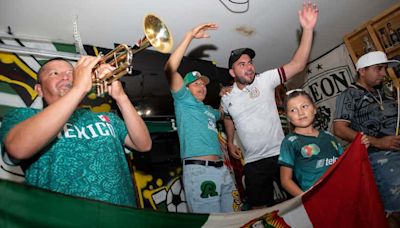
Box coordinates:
[0,108,136,207]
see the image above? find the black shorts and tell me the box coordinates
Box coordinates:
[243,155,284,207]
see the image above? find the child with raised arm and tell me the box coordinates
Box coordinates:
[164,23,239,213]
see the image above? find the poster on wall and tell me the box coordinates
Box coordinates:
[299,44,356,134]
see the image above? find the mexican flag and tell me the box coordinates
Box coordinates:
[0,134,387,227]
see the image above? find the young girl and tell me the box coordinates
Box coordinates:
[278,89,344,196]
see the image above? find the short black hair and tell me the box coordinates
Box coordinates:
[37,57,72,83]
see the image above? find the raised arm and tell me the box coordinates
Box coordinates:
[283,1,318,80]
[164,23,217,92]
[4,56,101,159]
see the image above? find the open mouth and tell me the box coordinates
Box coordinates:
[245,71,254,77]
[57,82,73,95]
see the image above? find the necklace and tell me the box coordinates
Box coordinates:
[368,90,384,111]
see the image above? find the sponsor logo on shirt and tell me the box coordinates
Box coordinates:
[207,118,218,133]
[316,156,338,168]
[204,110,215,119]
[301,144,320,158]
[204,110,218,133]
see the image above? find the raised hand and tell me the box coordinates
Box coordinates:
[73,56,101,94]
[108,80,127,101]
[190,23,218,39]
[94,64,127,101]
[299,1,318,30]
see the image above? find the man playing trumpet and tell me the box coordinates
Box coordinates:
[0,56,151,207]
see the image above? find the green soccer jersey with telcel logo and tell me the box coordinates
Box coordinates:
[278,130,344,191]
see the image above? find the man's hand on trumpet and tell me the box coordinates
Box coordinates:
[94,61,128,101]
[72,56,102,95]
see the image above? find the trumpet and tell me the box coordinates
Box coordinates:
[93,14,173,96]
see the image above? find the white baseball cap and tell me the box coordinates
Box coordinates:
[356,51,400,70]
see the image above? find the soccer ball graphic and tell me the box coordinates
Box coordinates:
[166,179,188,213]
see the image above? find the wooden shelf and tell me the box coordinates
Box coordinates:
[386,44,400,59]
[344,2,400,82]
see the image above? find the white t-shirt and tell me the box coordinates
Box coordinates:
[221,68,285,164]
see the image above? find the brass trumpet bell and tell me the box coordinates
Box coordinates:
[142,14,174,54]
[93,14,173,96]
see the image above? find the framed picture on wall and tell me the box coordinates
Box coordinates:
[344,3,400,83]
[370,6,400,58]
[344,27,377,63]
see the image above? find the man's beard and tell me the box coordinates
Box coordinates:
[236,73,255,85]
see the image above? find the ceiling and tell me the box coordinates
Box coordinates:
[0,0,399,117]
[1,0,398,71]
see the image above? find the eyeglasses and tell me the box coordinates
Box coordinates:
[286,88,304,96]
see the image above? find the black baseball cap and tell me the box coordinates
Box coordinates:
[228,48,256,69]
